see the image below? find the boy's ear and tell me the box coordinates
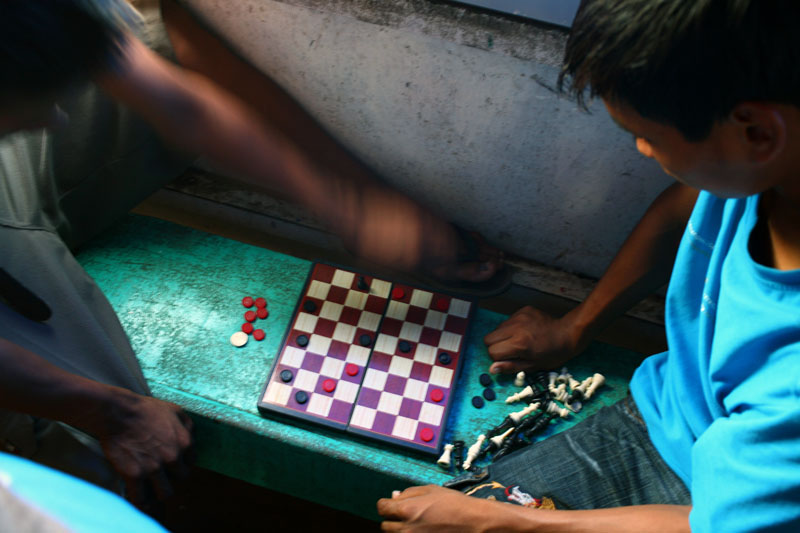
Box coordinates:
[730,103,787,165]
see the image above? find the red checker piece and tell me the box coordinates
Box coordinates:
[419,427,435,442]
[257,307,269,319]
[345,363,359,376]
[241,323,254,334]
[430,388,444,403]
[392,287,405,300]
[242,296,254,308]
[434,297,449,312]
[322,379,337,393]
[255,297,267,308]
[244,310,257,322]
[253,329,266,341]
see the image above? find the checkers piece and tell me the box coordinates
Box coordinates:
[322,379,336,393]
[357,276,369,291]
[280,369,294,383]
[434,297,449,312]
[230,331,248,347]
[296,334,309,347]
[295,391,308,404]
[483,388,496,401]
[255,297,267,308]
[420,428,435,443]
[479,373,493,387]
[398,340,412,353]
[438,352,452,366]
[253,329,266,341]
[345,363,359,377]
[257,307,269,319]
[471,396,485,409]
[303,299,317,313]
[244,310,257,323]
[391,287,405,300]
[359,334,372,347]
[242,296,255,308]
[241,322,254,334]
[430,389,444,403]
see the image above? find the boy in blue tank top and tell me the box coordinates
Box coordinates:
[380,1,800,531]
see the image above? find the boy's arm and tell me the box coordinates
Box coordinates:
[486,182,699,373]
[0,338,193,504]
[96,36,498,279]
[378,485,690,533]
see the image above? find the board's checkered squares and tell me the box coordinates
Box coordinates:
[260,265,474,455]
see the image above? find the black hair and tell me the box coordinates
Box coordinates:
[559,0,800,141]
[0,0,125,102]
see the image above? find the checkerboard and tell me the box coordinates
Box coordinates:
[258,263,474,454]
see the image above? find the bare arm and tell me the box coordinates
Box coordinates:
[378,485,690,533]
[486,183,699,373]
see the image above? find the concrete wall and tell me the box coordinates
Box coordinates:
[181,0,672,279]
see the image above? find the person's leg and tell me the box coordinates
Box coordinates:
[445,396,690,509]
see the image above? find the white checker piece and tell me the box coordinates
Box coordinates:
[375,334,398,355]
[399,321,422,342]
[388,356,413,378]
[377,391,403,415]
[331,269,355,288]
[320,356,345,378]
[319,301,343,321]
[392,417,418,441]
[409,289,433,308]
[346,345,371,366]
[429,365,454,388]
[344,290,368,310]
[281,346,306,368]
[357,311,381,331]
[307,334,332,356]
[332,322,356,343]
[424,310,447,330]
[307,280,331,300]
[370,279,391,298]
[385,301,408,321]
[413,344,436,365]
[448,298,472,318]
[439,331,462,352]
[264,382,291,405]
[350,405,376,429]
[294,312,318,333]
[294,369,319,392]
[403,379,427,402]
[333,380,359,403]
[307,394,333,417]
[419,402,444,426]
[363,368,388,390]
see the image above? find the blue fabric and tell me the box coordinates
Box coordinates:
[0,452,166,532]
[631,192,800,532]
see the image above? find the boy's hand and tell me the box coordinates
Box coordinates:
[378,485,501,533]
[484,307,586,373]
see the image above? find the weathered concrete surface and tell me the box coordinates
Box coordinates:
[181,0,673,279]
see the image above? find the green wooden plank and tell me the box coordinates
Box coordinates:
[76,214,647,520]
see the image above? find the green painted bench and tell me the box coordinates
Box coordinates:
[76,214,645,521]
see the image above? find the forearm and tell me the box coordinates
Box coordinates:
[565,183,699,344]
[496,504,691,533]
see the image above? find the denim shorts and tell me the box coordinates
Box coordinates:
[444,396,690,510]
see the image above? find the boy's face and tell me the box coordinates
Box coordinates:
[603,99,776,198]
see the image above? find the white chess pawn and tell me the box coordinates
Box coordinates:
[548,371,558,393]
[489,428,515,449]
[568,376,581,392]
[514,371,526,388]
[462,435,486,471]
[585,373,606,399]
[555,383,568,402]
[505,385,534,404]
[437,443,454,468]
[546,401,570,418]
[509,403,539,424]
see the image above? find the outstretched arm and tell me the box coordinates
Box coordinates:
[378,485,690,533]
[485,182,699,373]
[0,338,193,505]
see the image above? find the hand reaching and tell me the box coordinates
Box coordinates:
[378,485,500,533]
[484,306,586,374]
